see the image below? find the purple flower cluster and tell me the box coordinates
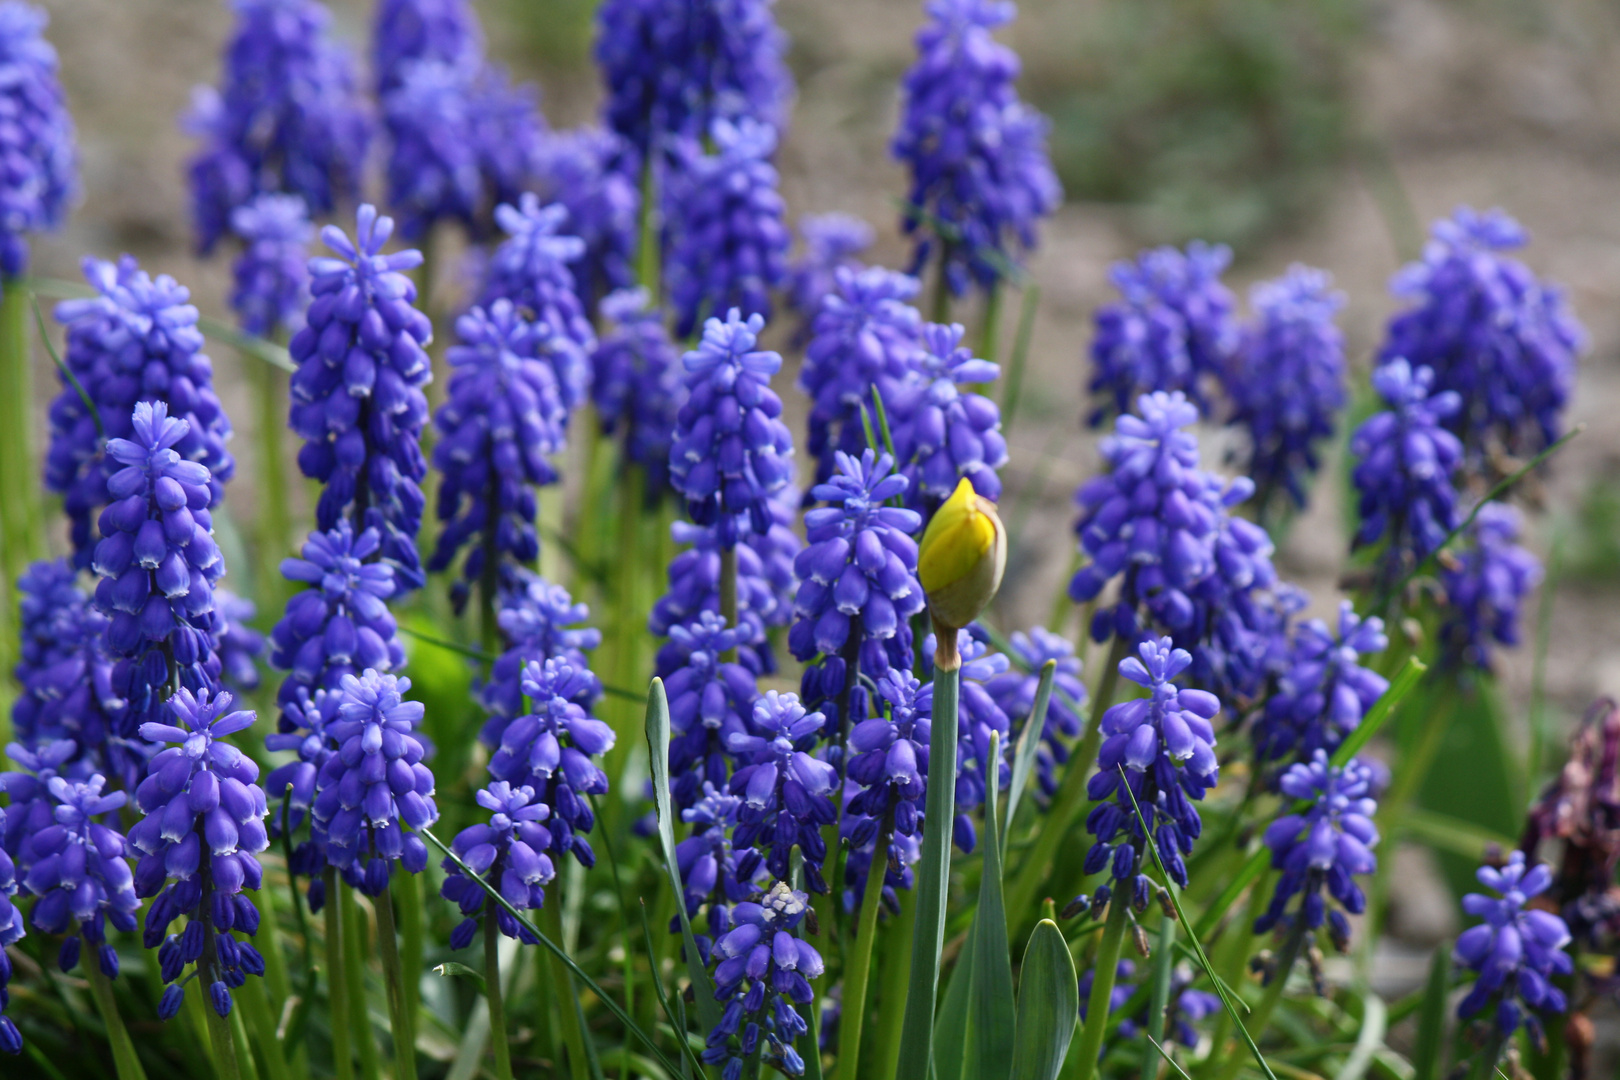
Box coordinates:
[1078,961,1220,1050]
[0,2,76,285]
[592,287,681,492]
[986,627,1087,799]
[477,194,597,412]
[661,612,759,811]
[1088,242,1238,426]
[381,58,541,241]
[666,118,790,339]
[89,402,225,735]
[1253,601,1388,764]
[213,590,265,694]
[892,0,1060,295]
[264,687,338,904]
[675,783,763,920]
[372,0,481,95]
[594,0,792,157]
[703,881,824,1080]
[1440,502,1542,672]
[530,126,640,304]
[0,808,21,1054]
[798,266,924,485]
[1085,639,1220,901]
[785,213,874,331]
[128,690,270,1020]
[728,692,838,893]
[1382,207,1583,468]
[486,659,616,869]
[49,256,234,563]
[1228,266,1347,513]
[441,781,555,947]
[890,321,1007,507]
[228,193,312,339]
[480,571,603,746]
[790,451,925,734]
[843,669,932,909]
[271,521,405,709]
[428,301,570,610]
[185,0,370,255]
[1255,752,1380,951]
[288,205,433,590]
[1454,851,1572,1041]
[1350,358,1463,587]
[11,560,118,756]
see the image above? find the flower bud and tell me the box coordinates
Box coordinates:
[918,478,1006,632]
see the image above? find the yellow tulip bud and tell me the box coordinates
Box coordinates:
[918,478,1007,636]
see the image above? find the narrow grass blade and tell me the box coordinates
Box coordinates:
[1411,947,1449,1080]
[1004,661,1056,850]
[1399,811,1516,860]
[644,677,724,1034]
[999,284,1040,436]
[1009,920,1078,1080]
[31,293,101,439]
[1144,1035,1194,1080]
[963,733,1016,1079]
[1334,993,1386,1080]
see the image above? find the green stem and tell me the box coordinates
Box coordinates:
[239,976,293,1080]
[1141,916,1177,1080]
[201,922,246,1080]
[484,906,514,1080]
[542,901,591,1080]
[254,345,291,611]
[341,885,381,1080]
[895,626,961,1080]
[84,959,149,1080]
[0,278,40,574]
[323,869,353,1080]
[1073,892,1132,1080]
[1206,869,1270,1075]
[636,158,661,297]
[872,890,917,1079]
[1466,1031,1507,1080]
[1214,922,1308,1080]
[836,819,894,1078]
[719,544,738,663]
[979,279,1003,367]
[375,880,417,1080]
[397,870,424,1025]
[930,252,953,325]
[1006,636,1128,927]
[999,284,1040,437]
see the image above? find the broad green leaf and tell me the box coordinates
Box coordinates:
[1004,661,1057,851]
[1009,920,1078,1080]
[932,921,977,1080]
[644,677,724,1035]
[1411,947,1449,1080]
[965,733,1016,1079]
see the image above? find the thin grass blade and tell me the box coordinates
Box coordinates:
[1411,947,1449,1080]
[1004,661,1056,850]
[965,733,1016,1080]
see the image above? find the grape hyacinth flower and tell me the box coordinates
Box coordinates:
[184,0,371,255]
[728,692,838,893]
[1116,964,1221,1049]
[0,740,84,872]
[480,572,603,747]
[703,881,824,1079]
[382,58,542,241]
[844,669,931,900]
[1440,502,1543,672]
[19,774,138,977]
[530,126,640,304]
[670,309,795,544]
[127,689,270,1019]
[1228,266,1347,514]
[477,193,598,411]
[660,612,760,811]
[785,212,874,330]
[1085,639,1220,900]
[0,2,76,287]
[1454,851,1573,1044]
[666,117,791,339]
[1252,601,1388,764]
[310,672,437,895]
[591,287,681,492]
[10,559,118,755]
[798,265,925,486]
[89,401,224,735]
[0,806,22,1055]
[372,0,481,96]
[270,521,405,709]
[1254,752,1380,954]
[228,193,312,339]
[674,783,763,920]
[263,687,339,907]
[1350,358,1464,588]
[594,0,792,157]
[890,322,1007,507]
[1088,242,1238,426]
[892,0,1060,296]
[1382,207,1583,468]
[49,256,235,563]
[288,205,433,589]
[790,450,925,738]
[441,781,555,949]
[213,590,265,693]
[428,300,570,612]
[986,627,1087,799]
[486,659,615,869]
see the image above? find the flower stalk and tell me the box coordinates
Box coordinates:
[1073,889,1132,1080]
[323,868,353,1080]
[374,881,417,1080]
[483,906,514,1080]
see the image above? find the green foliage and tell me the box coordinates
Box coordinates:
[1011,922,1079,1080]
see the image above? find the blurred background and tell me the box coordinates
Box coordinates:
[29,0,1620,1029]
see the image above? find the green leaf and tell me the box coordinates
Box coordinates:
[1399,810,1516,861]
[432,962,486,991]
[1335,993,1387,1080]
[1004,661,1057,851]
[932,921,977,1080]
[1411,947,1449,1080]
[964,733,1016,1080]
[644,678,723,1035]
[1009,920,1078,1080]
